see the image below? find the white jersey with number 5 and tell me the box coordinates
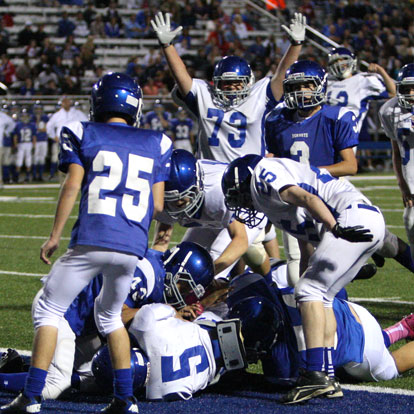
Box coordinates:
[327,72,388,133]
[129,303,220,400]
[379,96,414,192]
[177,77,277,162]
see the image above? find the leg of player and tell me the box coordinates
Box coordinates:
[263,222,280,259]
[383,313,414,345]
[373,228,414,272]
[391,341,414,374]
[282,232,301,287]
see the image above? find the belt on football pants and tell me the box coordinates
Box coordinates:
[345,202,380,214]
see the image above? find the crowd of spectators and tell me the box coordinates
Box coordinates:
[0,0,411,98]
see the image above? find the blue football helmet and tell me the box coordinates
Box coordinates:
[91,345,150,392]
[90,72,143,127]
[212,56,255,108]
[221,154,264,229]
[396,63,414,110]
[162,241,214,309]
[328,47,357,79]
[33,100,43,116]
[283,60,327,110]
[228,295,282,354]
[164,149,205,221]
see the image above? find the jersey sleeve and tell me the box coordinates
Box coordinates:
[154,133,172,183]
[130,303,176,332]
[364,73,388,99]
[255,159,295,204]
[378,102,396,140]
[58,121,84,173]
[334,109,359,150]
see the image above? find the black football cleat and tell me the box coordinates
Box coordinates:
[0,349,23,373]
[99,396,139,413]
[0,393,42,413]
[281,370,335,404]
[371,253,385,268]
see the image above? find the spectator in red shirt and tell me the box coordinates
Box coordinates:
[0,54,15,85]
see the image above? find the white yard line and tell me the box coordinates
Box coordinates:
[0,270,46,277]
[0,235,70,240]
[342,384,414,396]
[349,176,396,181]
[2,184,60,189]
[0,213,77,219]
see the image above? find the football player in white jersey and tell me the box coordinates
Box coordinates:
[150,11,306,163]
[379,63,414,259]
[153,150,268,280]
[222,155,385,403]
[326,47,396,134]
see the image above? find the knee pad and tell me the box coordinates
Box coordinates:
[404,207,414,245]
[33,295,68,330]
[94,299,124,337]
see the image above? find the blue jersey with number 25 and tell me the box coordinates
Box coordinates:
[59,121,172,257]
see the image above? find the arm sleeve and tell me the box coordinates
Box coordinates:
[378,104,396,140]
[131,304,176,332]
[333,110,359,151]
[154,133,173,183]
[58,121,84,173]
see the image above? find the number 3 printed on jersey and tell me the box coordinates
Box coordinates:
[88,150,153,222]
[207,108,247,148]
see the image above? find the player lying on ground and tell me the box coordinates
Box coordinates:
[227,265,414,400]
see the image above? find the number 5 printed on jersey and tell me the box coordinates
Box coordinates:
[88,150,154,222]
[207,108,247,148]
[161,345,209,382]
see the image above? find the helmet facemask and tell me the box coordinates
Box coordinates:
[397,80,414,110]
[163,249,206,309]
[283,77,326,110]
[213,73,255,108]
[223,165,265,229]
[164,163,205,221]
[328,55,357,79]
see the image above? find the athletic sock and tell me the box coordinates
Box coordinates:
[395,244,414,272]
[24,366,47,398]
[382,330,391,348]
[305,347,324,372]
[113,368,133,400]
[324,347,335,378]
[383,321,410,344]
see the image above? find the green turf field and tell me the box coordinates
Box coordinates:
[0,176,413,390]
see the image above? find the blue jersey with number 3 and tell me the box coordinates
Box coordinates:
[59,121,172,257]
[265,104,359,166]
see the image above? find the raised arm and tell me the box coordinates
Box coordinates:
[368,63,396,97]
[151,12,192,97]
[270,12,306,101]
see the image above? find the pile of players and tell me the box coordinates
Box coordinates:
[2,9,414,414]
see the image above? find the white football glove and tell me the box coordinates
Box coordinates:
[281,12,306,45]
[151,12,183,47]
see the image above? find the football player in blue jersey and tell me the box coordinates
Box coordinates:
[227,268,414,397]
[143,99,172,133]
[1,73,173,414]
[151,11,306,163]
[152,149,269,281]
[221,154,384,403]
[12,108,37,183]
[32,102,49,182]
[170,106,194,153]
